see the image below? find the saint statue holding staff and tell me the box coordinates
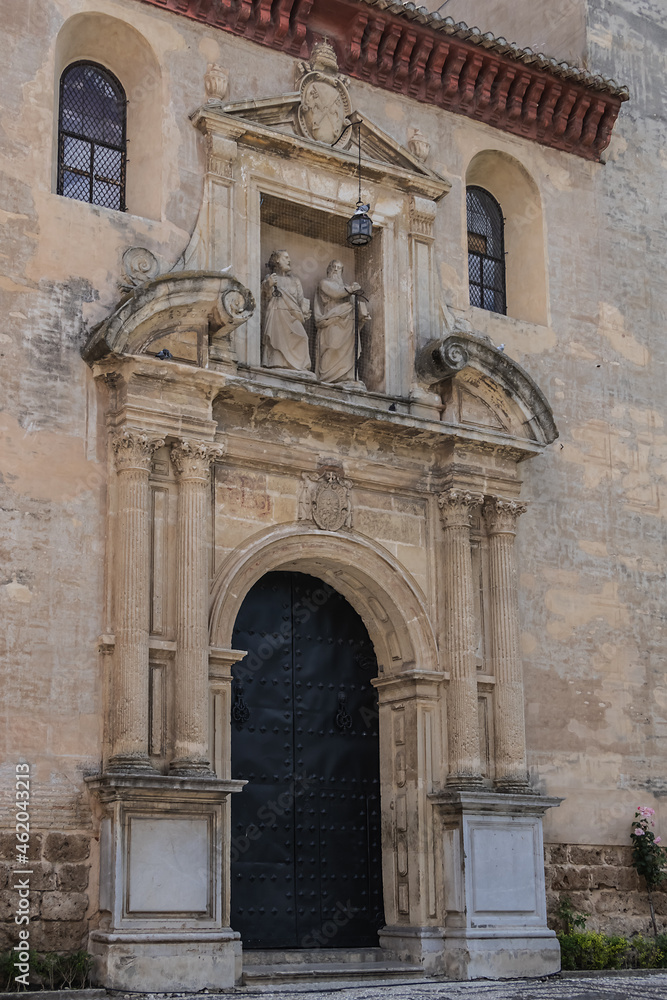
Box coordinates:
[314,259,370,385]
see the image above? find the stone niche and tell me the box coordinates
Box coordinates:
[259,194,384,390]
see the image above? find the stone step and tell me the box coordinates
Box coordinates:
[243,947,388,966]
[242,959,427,986]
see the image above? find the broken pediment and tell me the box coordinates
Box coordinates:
[82,271,255,367]
[193,41,450,202]
[415,332,558,446]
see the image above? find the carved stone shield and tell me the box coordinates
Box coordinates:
[298,73,351,146]
[312,478,348,531]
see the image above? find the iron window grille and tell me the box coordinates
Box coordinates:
[57,61,127,212]
[466,186,506,315]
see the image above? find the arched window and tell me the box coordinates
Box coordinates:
[57,62,126,211]
[466,186,506,315]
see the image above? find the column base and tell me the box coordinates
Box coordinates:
[494,776,539,794]
[106,753,156,774]
[442,928,561,980]
[168,757,216,776]
[446,774,484,790]
[378,925,445,974]
[89,930,241,991]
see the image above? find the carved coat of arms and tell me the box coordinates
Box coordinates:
[296,41,352,147]
[298,467,352,531]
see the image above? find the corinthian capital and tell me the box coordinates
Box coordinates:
[437,488,484,528]
[112,430,164,472]
[170,439,225,481]
[483,497,528,535]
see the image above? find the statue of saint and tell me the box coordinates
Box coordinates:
[261,250,313,373]
[314,260,369,385]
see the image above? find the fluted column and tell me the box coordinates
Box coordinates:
[170,439,224,775]
[438,489,484,787]
[109,430,164,772]
[483,497,530,791]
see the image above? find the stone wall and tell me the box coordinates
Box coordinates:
[545,843,666,937]
[0,833,91,952]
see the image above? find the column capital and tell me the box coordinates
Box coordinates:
[170,439,225,481]
[483,497,528,535]
[112,430,164,472]
[437,488,484,528]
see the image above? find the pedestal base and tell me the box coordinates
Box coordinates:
[89,930,241,991]
[378,925,445,973]
[441,928,561,980]
[86,773,245,991]
[431,789,563,980]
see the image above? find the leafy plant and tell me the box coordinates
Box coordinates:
[0,950,91,991]
[630,805,667,935]
[558,931,627,970]
[556,894,587,933]
[626,934,667,969]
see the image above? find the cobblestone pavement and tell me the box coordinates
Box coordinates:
[128,974,667,1000]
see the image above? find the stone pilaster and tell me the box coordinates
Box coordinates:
[109,430,164,772]
[170,439,224,775]
[483,497,530,791]
[438,489,484,787]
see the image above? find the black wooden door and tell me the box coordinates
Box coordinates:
[231,572,383,949]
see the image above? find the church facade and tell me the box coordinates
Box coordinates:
[1,0,665,989]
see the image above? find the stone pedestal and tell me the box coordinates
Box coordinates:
[431,790,562,979]
[86,773,244,991]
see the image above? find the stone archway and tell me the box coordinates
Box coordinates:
[209,523,438,676]
[208,523,443,962]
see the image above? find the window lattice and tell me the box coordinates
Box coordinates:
[57,62,126,211]
[466,186,506,315]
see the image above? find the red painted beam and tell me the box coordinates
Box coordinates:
[133,0,626,161]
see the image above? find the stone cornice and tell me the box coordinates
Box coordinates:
[134,0,627,161]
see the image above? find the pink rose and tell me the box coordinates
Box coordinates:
[635,828,645,836]
[656,837,662,844]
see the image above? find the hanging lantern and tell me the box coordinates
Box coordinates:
[347,201,373,246]
[347,120,373,247]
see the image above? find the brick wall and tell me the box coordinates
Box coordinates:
[0,832,91,952]
[545,843,667,936]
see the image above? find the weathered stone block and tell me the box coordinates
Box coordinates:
[545,842,568,864]
[56,863,90,893]
[0,923,17,950]
[0,832,42,862]
[31,918,89,952]
[551,866,593,891]
[27,864,57,892]
[0,889,17,920]
[40,891,88,921]
[569,845,605,866]
[43,832,90,863]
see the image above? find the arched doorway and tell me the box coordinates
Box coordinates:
[230,571,383,949]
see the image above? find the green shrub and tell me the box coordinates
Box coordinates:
[558,931,667,970]
[625,934,667,969]
[558,931,628,970]
[0,950,91,991]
